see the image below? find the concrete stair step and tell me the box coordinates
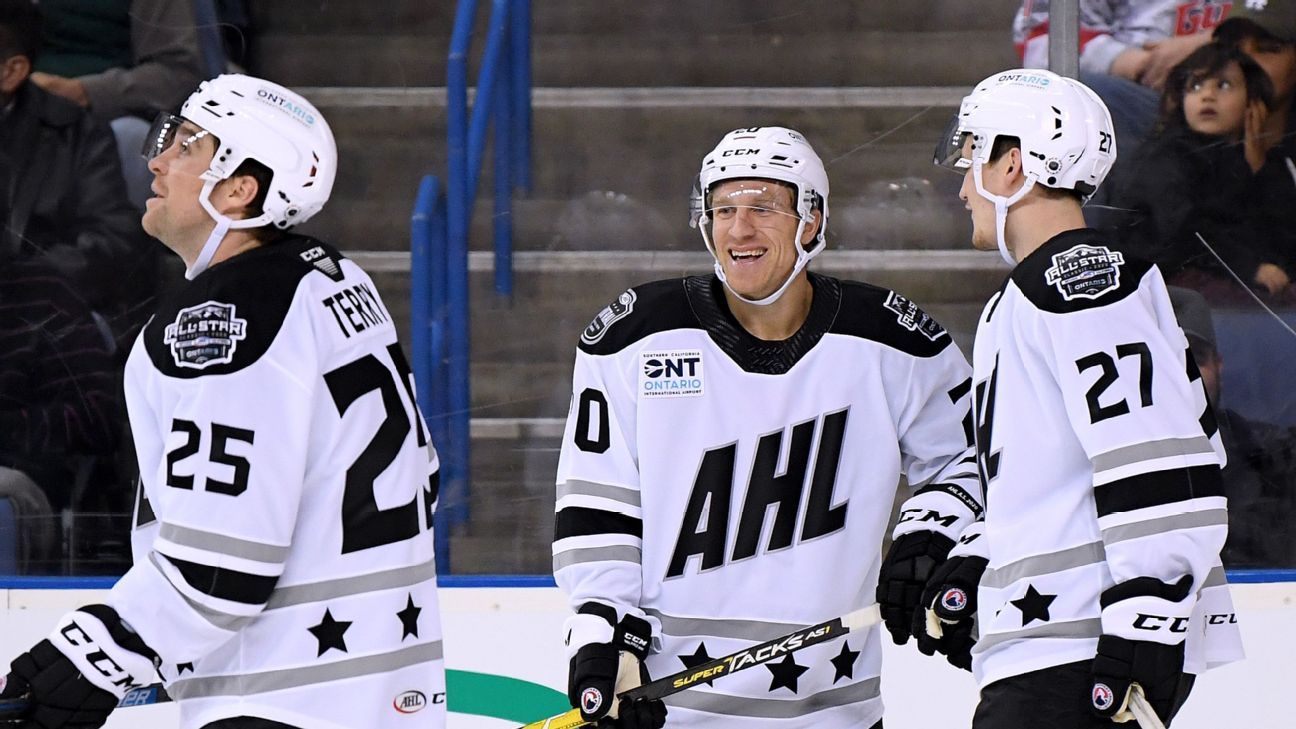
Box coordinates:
[253,30,1018,88]
[253,0,1018,36]
[295,93,975,253]
[356,257,1004,419]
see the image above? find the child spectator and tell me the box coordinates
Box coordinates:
[1109,43,1295,303]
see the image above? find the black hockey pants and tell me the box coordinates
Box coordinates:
[972,660,1194,728]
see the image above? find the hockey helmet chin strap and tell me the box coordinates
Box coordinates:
[700,215,825,307]
[971,159,1036,266]
[186,174,275,280]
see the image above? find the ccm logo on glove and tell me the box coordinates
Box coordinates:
[1132,614,1190,633]
[57,619,150,692]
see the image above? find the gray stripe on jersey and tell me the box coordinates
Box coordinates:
[149,552,249,631]
[552,545,641,571]
[1203,565,1227,589]
[265,559,437,610]
[664,676,879,718]
[974,618,1102,654]
[643,607,801,642]
[160,523,291,564]
[557,479,641,507]
[981,542,1104,589]
[168,640,443,700]
[1092,437,1216,475]
[1101,509,1228,545]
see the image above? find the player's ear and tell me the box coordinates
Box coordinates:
[800,209,823,247]
[215,173,261,220]
[1004,147,1023,180]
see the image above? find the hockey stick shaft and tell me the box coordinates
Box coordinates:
[1130,691,1167,729]
[0,683,170,720]
[518,604,881,729]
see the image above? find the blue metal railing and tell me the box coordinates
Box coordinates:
[411,0,532,572]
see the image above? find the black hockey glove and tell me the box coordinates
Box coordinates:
[565,603,665,728]
[876,531,955,645]
[0,605,158,729]
[911,554,987,671]
[1090,575,1193,723]
[1089,635,1185,723]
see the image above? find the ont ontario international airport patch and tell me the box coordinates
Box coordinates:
[581,289,637,345]
[640,350,704,399]
[1044,244,1125,301]
[884,291,946,341]
[163,300,248,369]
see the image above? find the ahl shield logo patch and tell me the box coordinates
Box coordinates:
[1044,244,1125,301]
[884,291,946,341]
[582,289,637,346]
[163,301,248,369]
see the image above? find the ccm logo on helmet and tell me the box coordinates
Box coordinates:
[256,88,316,126]
[721,148,759,157]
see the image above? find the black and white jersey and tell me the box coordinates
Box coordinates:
[112,236,445,729]
[968,229,1243,688]
[555,273,981,727]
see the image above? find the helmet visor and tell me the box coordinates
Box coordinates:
[933,113,974,173]
[142,113,213,161]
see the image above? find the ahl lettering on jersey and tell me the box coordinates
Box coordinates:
[666,409,850,579]
[164,301,248,369]
[640,350,704,398]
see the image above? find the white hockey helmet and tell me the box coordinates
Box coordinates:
[689,126,829,305]
[934,69,1115,264]
[144,74,337,278]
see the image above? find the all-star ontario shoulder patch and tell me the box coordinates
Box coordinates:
[1044,244,1126,301]
[884,291,946,341]
[163,300,249,369]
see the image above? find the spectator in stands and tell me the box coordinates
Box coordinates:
[1169,287,1296,567]
[0,0,154,344]
[1014,0,1227,156]
[30,0,210,210]
[1214,0,1296,158]
[0,258,120,514]
[1108,42,1295,303]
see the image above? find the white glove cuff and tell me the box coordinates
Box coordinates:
[564,612,615,659]
[49,609,159,698]
[1101,595,1194,646]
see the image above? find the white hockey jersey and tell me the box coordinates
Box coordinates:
[111,236,445,729]
[1014,0,1235,74]
[555,273,982,727]
[967,229,1243,689]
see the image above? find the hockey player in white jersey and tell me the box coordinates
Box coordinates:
[0,75,446,729]
[921,69,1243,727]
[553,126,984,727]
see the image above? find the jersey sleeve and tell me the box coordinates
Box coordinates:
[891,340,984,545]
[1035,268,1226,645]
[108,286,321,663]
[553,345,646,631]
